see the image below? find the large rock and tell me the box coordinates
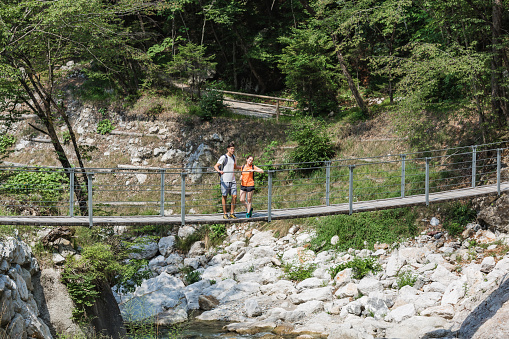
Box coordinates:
[385,316,447,339]
[128,237,159,260]
[186,144,214,183]
[158,236,175,257]
[33,268,84,337]
[477,193,509,233]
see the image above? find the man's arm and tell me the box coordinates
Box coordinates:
[213,162,223,175]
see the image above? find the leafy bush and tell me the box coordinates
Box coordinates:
[182,266,202,285]
[62,131,71,145]
[2,168,69,211]
[441,202,477,236]
[397,270,418,289]
[288,117,335,168]
[328,257,382,280]
[310,208,418,252]
[0,135,15,155]
[97,119,115,134]
[62,242,150,320]
[282,262,317,281]
[199,91,226,121]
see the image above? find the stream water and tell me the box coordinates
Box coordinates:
[158,320,297,338]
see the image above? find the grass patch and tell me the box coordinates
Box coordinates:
[329,257,382,280]
[396,270,418,289]
[310,208,418,252]
[282,262,317,282]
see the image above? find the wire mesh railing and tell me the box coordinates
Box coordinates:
[0,143,507,225]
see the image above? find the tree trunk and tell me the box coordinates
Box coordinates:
[491,0,508,127]
[332,34,368,115]
[234,29,267,93]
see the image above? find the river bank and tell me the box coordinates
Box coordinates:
[113,216,509,339]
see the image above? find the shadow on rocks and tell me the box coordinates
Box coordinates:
[422,274,509,339]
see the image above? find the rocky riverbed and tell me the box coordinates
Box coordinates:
[111,219,509,339]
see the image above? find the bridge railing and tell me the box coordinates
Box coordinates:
[0,142,506,224]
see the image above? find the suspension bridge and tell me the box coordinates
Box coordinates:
[0,143,507,226]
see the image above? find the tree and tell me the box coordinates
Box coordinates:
[0,0,153,214]
[165,41,217,98]
[278,25,340,115]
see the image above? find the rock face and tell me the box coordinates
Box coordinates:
[477,193,509,233]
[0,237,52,338]
[33,268,84,338]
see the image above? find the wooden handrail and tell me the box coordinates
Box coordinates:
[210,89,296,102]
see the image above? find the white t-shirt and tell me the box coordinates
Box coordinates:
[217,154,236,183]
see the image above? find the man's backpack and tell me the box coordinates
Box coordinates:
[218,154,235,176]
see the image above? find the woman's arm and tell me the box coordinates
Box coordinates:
[253,165,264,173]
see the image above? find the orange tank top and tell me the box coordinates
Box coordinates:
[241,164,255,187]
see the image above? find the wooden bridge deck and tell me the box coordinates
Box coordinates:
[1,182,507,226]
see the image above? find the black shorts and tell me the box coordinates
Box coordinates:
[241,186,255,192]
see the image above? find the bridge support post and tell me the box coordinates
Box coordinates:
[497,148,501,195]
[160,169,166,217]
[425,158,430,206]
[69,168,75,217]
[401,154,406,198]
[472,146,477,188]
[325,161,331,206]
[349,165,355,214]
[181,172,187,226]
[276,100,280,122]
[87,172,93,227]
[268,170,273,222]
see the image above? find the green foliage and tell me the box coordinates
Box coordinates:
[288,117,335,167]
[310,208,418,252]
[208,224,226,241]
[62,242,150,320]
[0,135,15,156]
[255,141,278,183]
[61,131,71,145]
[182,266,202,286]
[2,168,68,211]
[441,202,477,236]
[175,230,204,253]
[397,270,418,289]
[328,257,382,280]
[282,262,317,281]
[97,119,115,135]
[278,25,339,116]
[166,42,217,95]
[198,91,226,121]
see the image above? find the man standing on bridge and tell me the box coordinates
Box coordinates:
[214,142,242,219]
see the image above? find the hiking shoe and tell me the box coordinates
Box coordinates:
[229,214,238,219]
[246,213,250,218]
[223,214,229,219]
[248,207,253,218]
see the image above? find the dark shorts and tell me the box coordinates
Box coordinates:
[221,180,237,196]
[241,186,255,192]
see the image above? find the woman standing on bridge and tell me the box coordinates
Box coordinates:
[240,155,264,218]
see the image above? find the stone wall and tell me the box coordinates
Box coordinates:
[0,237,52,338]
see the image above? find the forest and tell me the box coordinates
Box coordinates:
[1,0,509,149]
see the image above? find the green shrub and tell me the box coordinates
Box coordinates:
[62,131,71,145]
[441,202,477,236]
[199,91,226,121]
[288,117,335,168]
[282,262,317,281]
[182,266,202,285]
[0,135,15,155]
[310,208,418,252]
[62,242,150,320]
[97,119,115,134]
[397,270,418,289]
[328,257,382,280]
[2,168,69,212]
